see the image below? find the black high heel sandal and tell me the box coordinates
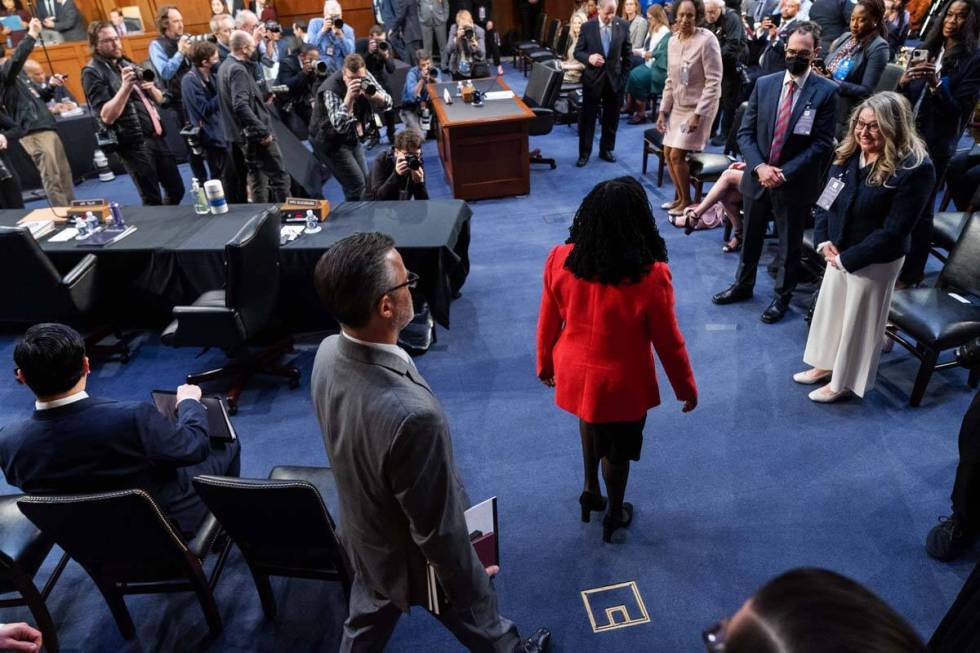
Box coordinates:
[579,492,607,523]
[602,502,634,543]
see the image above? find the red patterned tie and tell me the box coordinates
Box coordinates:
[768,80,796,166]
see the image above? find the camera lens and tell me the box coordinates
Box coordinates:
[427,67,439,77]
[406,155,422,171]
[315,60,329,76]
[361,80,377,95]
[333,17,344,29]
[378,40,390,51]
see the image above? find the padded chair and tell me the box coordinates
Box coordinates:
[161,209,300,414]
[887,213,980,406]
[193,466,352,619]
[0,226,132,362]
[931,212,973,263]
[523,63,564,169]
[0,495,69,653]
[642,128,666,186]
[523,22,566,72]
[17,491,229,641]
[513,13,549,66]
[873,63,904,93]
[687,152,732,202]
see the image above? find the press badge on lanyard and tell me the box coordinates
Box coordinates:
[793,106,814,135]
[681,62,690,86]
[816,177,845,211]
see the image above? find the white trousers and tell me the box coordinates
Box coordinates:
[803,257,904,397]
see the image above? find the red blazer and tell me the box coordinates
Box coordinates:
[536,244,697,423]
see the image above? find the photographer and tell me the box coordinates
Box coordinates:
[0,19,75,206]
[400,49,438,133]
[23,60,78,109]
[216,30,290,203]
[181,41,231,184]
[309,1,356,74]
[356,25,396,145]
[365,128,428,200]
[447,10,487,79]
[82,21,185,205]
[310,53,392,200]
[258,20,283,78]
[274,43,321,138]
[211,13,234,66]
[148,6,192,120]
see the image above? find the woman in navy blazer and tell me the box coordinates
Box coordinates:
[818,0,890,136]
[897,0,980,286]
[537,177,697,543]
[797,92,934,403]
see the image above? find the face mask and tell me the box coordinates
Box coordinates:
[785,55,810,76]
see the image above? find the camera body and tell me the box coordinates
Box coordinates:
[957,338,980,369]
[180,125,203,156]
[242,125,268,143]
[405,153,422,171]
[359,78,377,96]
[185,33,217,44]
[463,26,475,40]
[314,60,331,77]
[330,15,344,29]
[265,20,282,33]
[95,125,119,150]
[128,65,156,83]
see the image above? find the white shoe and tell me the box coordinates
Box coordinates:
[808,384,850,403]
[793,368,832,385]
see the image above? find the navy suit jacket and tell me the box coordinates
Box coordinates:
[813,153,935,272]
[0,396,210,532]
[574,17,633,94]
[737,70,838,201]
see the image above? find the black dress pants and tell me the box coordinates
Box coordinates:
[578,77,621,158]
[950,391,980,530]
[0,154,24,209]
[734,188,806,300]
[117,136,185,206]
[899,155,950,286]
[715,64,741,141]
[518,1,542,40]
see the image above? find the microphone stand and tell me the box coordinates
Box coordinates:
[23,0,57,77]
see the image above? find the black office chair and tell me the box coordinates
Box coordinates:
[874,63,904,93]
[931,212,973,263]
[687,152,732,202]
[193,466,352,619]
[161,209,300,414]
[887,213,980,406]
[523,62,564,169]
[642,128,666,186]
[17,491,229,641]
[513,13,549,66]
[0,495,69,653]
[0,226,132,362]
[524,22,568,71]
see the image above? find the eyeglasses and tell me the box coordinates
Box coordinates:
[378,271,419,301]
[98,36,122,44]
[702,621,727,652]
[854,119,881,134]
[784,48,812,58]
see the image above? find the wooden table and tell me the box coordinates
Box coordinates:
[427,77,534,201]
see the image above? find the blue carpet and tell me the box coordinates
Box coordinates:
[1,67,975,652]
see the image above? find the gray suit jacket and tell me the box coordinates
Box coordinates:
[311,334,489,612]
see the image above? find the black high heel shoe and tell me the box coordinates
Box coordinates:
[579,492,607,523]
[602,502,634,543]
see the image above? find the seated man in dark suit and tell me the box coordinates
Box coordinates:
[0,323,241,536]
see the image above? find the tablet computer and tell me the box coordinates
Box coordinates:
[150,391,237,442]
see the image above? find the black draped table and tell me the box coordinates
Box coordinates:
[0,200,471,330]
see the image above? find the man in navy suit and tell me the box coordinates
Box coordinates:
[713,23,837,323]
[0,323,241,536]
[574,0,632,167]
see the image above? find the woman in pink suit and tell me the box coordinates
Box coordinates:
[536,176,698,544]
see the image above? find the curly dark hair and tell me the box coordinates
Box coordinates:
[564,176,668,285]
[922,0,979,75]
[674,0,706,26]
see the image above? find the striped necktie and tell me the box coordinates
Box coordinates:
[769,80,795,165]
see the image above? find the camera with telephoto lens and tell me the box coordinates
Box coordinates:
[314,60,330,76]
[0,157,12,182]
[265,21,281,33]
[95,124,119,150]
[331,15,344,29]
[463,26,475,40]
[180,125,203,156]
[378,40,390,51]
[405,153,422,171]
[185,33,217,44]
[359,78,377,96]
[425,66,439,79]
[265,83,290,95]
[128,65,156,83]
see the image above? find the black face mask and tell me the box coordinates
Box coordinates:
[785,55,810,76]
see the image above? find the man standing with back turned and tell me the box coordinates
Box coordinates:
[311,232,550,653]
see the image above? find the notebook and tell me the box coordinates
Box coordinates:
[150,391,238,442]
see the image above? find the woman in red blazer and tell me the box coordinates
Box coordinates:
[537,176,698,543]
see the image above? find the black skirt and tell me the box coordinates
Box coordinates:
[587,415,647,463]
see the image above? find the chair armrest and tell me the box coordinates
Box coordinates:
[61,254,97,287]
[164,305,247,350]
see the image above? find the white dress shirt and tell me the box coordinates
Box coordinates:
[342,331,413,366]
[35,390,88,411]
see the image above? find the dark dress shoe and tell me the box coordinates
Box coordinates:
[927,515,975,561]
[602,502,633,543]
[761,297,790,323]
[579,491,607,523]
[576,156,589,167]
[599,150,617,162]
[712,285,752,305]
[518,628,551,653]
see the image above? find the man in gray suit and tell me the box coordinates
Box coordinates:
[311,232,550,653]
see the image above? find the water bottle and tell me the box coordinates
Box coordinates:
[191,178,210,215]
[303,209,321,234]
[85,211,99,234]
[75,216,90,239]
[109,201,125,228]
